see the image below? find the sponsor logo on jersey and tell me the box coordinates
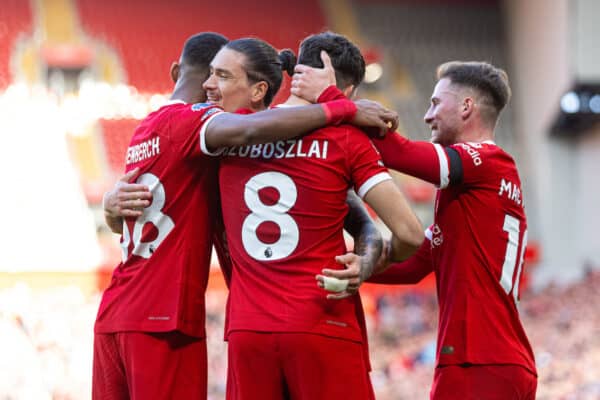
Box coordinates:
[457,143,482,166]
[191,102,211,111]
[126,137,160,165]
[223,139,329,160]
[498,178,523,206]
[200,107,221,122]
[430,223,444,248]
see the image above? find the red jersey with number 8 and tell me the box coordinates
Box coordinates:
[95,101,223,338]
[215,122,390,343]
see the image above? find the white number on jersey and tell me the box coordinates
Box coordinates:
[500,214,527,303]
[121,173,175,261]
[242,171,299,261]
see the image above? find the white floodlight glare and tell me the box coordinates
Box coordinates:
[560,91,580,113]
[364,63,383,84]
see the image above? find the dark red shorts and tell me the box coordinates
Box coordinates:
[227,331,374,400]
[92,331,207,400]
[431,364,537,400]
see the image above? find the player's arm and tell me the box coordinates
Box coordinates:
[362,179,424,261]
[343,189,383,281]
[202,99,398,153]
[319,190,383,299]
[291,58,463,187]
[372,132,464,188]
[102,168,151,234]
[318,181,424,295]
[367,235,433,284]
[212,198,233,288]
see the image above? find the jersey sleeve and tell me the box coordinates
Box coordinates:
[372,132,464,189]
[344,127,392,198]
[448,142,494,187]
[367,227,433,284]
[170,102,225,159]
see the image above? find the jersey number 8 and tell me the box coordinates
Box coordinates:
[242,171,299,261]
[121,173,174,261]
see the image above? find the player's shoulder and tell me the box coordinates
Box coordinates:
[158,101,220,117]
[451,140,515,166]
[317,123,370,140]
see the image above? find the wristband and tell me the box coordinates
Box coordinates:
[321,99,357,125]
[317,85,347,103]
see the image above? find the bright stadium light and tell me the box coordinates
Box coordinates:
[589,94,600,113]
[560,91,580,113]
[364,62,383,84]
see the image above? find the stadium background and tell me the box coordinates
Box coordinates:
[0,0,598,398]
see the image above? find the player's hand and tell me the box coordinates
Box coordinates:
[351,99,399,137]
[291,51,336,103]
[103,168,152,218]
[316,252,365,300]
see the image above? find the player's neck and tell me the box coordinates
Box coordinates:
[170,88,201,105]
[456,121,494,143]
[282,95,311,107]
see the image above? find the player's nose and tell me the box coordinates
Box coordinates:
[424,107,434,124]
[203,74,217,91]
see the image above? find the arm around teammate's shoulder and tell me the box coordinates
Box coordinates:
[202,99,397,153]
[372,133,463,189]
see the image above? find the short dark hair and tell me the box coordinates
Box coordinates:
[226,38,296,106]
[181,32,229,70]
[437,61,511,124]
[297,31,365,90]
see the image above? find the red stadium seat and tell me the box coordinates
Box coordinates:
[75,0,326,96]
[0,0,33,90]
[98,118,141,174]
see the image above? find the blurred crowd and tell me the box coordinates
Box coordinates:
[1,268,599,399]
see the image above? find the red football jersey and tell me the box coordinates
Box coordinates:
[375,137,536,374]
[215,124,390,343]
[95,101,224,338]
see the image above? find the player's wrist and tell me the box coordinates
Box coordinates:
[317,85,346,103]
[321,99,357,125]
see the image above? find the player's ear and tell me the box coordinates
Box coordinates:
[170,62,180,84]
[251,81,269,104]
[462,97,474,120]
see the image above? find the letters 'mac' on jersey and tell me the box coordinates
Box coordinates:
[211,123,391,343]
[95,101,224,338]
[375,135,536,375]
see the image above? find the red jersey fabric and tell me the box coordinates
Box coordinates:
[213,122,390,343]
[95,101,224,338]
[374,138,536,375]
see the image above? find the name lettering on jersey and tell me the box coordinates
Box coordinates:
[457,143,482,166]
[430,223,444,248]
[498,178,522,205]
[224,139,329,160]
[126,137,160,165]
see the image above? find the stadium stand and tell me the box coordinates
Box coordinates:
[75,0,326,95]
[353,0,516,150]
[0,0,33,89]
[2,268,599,399]
[98,118,142,174]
